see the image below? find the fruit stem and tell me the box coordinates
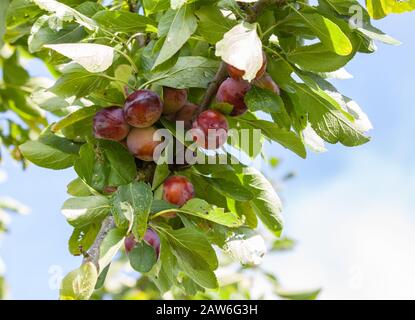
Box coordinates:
[100,74,136,90]
[113,48,139,74]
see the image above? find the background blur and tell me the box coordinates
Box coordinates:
[1,12,414,300]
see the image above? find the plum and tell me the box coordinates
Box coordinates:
[162,87,188,115]
[124,229,160,257]
[163,175,195,206]
[253,74,280,95]
[175,102,200,129]
[124,90,163,128]
[216,78,251,116]
[93,107,130,141]
[126,126,162,162]
[226,52,267,81]
[191,109,229,149]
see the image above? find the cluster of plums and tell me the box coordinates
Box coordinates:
[93,55,279,157]
[93,86,231,162]
[218,53,280,116]
[93,57,280,259]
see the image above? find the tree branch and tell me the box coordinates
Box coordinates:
[247,0,281,23]
[82,216,115,271]
[127,0,138,13]
[200,63,228,109]
[80,0,283,274]
[199,0,282,110]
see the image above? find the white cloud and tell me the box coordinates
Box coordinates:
[270,152,415,299]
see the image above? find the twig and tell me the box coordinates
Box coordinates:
[127,0,138,13]
[247,0,281,23]
[199,0,282,111]
[82,216,115,271]
[200,62,228,109]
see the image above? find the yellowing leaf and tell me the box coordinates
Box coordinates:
[60,262,98,300]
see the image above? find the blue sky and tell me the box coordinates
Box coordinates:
[1,11,415,299]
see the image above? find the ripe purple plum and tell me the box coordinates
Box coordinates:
[124,229,161,257]
[253,74,281,95]
[191,109,229,149]
[93,107,130,141]
[175,102,201,129]
[124,90,163,128]
[163,176,195,206]
[126,126,162,162]
[226,52,267,81]
[216,78,251,116]
[124,235,136,253]
[163,87,188,115]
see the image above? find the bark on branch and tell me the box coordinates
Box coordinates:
[82,216,115,271]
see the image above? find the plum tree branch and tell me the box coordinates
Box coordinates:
[80,0,283,276]
[82,216,115,271]
[127,0,138,13]
[200,0,283,110]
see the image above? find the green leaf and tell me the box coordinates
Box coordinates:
[32,0,96,31]
[228,200,258,229]
[162,227,218,270]
[30,88,72,116]
[195,6,237,43]
[98,228,124,272]
[366,0,415,19]
[202,177,254,201]
[153,6,197,68]
[93,10,156,33]
[272,237,296,251]
[152,163,170,190]
[276,288,321,300]
[28,19,86,53]
[161,228,218,289]
[68,223,100,256]
[6,0,41,30]
[356,26,401,45]
[74,142,136,192]
[150,200,177,215]
[287,43,354,73]
[245,86,284,113]
[128,241,157,273]
[290,11,353,56]
[50,68,109,99]
[242,119,307,158]
[20,129,80,170]
[51,106,101,132]
[94,264,110,290]
[292,83,369,146]
[226,114,264,158]
[3,51,29,86]
[61,195,110,227]
[142,0,170,15]
[149,56,219,89]
[60,262,98,300]
[241,167,284,237]
[0,0,10,48]
[113,182,153,240]
[101,141,137,185]
[178,198,244,228]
